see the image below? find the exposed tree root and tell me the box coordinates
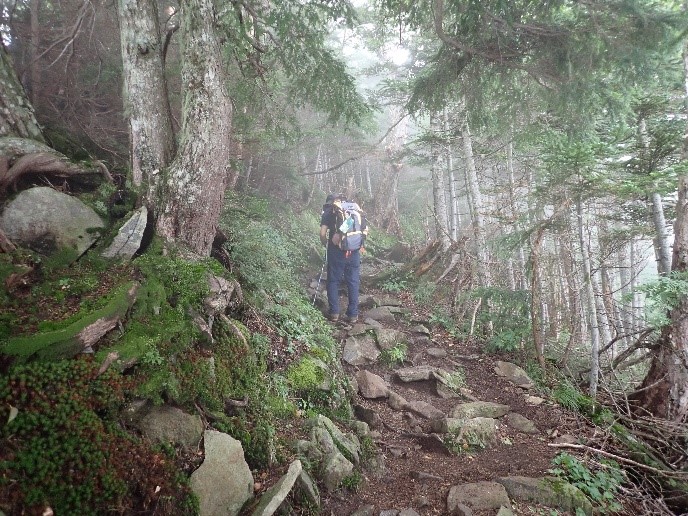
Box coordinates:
[0,136,113,196]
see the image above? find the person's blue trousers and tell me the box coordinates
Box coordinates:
[326,246,360,318]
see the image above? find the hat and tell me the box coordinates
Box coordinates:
[325,193,344,204]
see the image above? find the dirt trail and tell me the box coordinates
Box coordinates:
[318,288,588,516]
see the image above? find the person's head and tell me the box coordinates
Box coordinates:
[325,193,344,204]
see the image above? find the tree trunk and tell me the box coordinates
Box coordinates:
[0,45,44,141]
[577,197,600,396]
[460,105,490,287]
[155,0,232,257]
[431,113,451,251]
[118,0,176,206]
[633,33,688,423]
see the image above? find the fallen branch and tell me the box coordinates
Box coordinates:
[548,442,688,479]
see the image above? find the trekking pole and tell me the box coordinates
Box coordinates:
[312,246,327,305]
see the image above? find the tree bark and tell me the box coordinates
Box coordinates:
[118,0,176,206]
[431,112,451,251]
[577,197,600,396]
[0,45,44,142]
[155,0,233,257]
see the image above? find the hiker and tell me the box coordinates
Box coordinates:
[319,193,367,323]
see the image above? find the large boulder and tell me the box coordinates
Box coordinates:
[447,481,512,513]
[191,430,254,516]
[0,187,104,256]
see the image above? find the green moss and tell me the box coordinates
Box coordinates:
[2,282,137,362]
[287,356,325,391]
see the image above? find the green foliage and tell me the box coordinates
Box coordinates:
[0,358,194,514]
[287,356,325,391]
[341,470,363,490]
[380,277,408,293]
[552,378,593,414]
[134,246,225,310]
[549,453,624,513]
[458,287,531,352]
[379,343,407,367]
[638,271,688,328]
[412,281,436,304]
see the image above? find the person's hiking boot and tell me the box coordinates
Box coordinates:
[343,315,358,324]
[326,313,340,322]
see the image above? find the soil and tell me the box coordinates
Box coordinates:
[311,288,592,516]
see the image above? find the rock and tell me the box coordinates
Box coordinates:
[204,275,240,316]
[409,324,431,335]
[494,361,535,389]
[395,365,437,382]
[322,451,354,491]
[497,476,593,516]
[399,509,421,516]
[343,335,380,365]
[374,327,408,351]
[349,505,375,516]
[373,295,402,307]
[364,306,397,324]
[497,506,515,516]
[379,511,399,516]
[407,400,445,420]
[413,335,433,347]
[190,430,254,516]
[388,391,411,411]
[506,413,538,434]
[447,481,512,512]
[426,347,447,358]
[525,395,545,405]
[138,405,204,449]
[449,401,511,420]
[410,470,443,482]
[314,414,361,464]
[0,187,104,256]
[251,460,302,516]
[431,417,498,445]
[293,468,319,508]
[359,294,375,309]
[354,404,383,429]
[356,370,389,399]
[102,206,148,259]
[362,318,384,329]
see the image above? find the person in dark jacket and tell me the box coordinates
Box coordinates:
[319,193,366,323]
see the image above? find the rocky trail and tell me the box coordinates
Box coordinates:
[306,263,597,516]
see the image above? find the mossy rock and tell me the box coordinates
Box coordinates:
[1,282,138,363]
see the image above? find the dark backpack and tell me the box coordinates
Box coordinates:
[331,199,366,251]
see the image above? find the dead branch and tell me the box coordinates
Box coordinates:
[548,442,688,480]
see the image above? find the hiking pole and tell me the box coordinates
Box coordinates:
[312,246,327,305]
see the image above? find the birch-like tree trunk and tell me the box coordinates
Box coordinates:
[118,0,176,206]
[577,198,600,396]
[460,105,490,287]
[156,0,232,256]
[431,113,451,251]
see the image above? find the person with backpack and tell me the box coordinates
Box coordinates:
[319,193,367,323]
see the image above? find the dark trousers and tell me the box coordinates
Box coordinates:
[326,246,360,317]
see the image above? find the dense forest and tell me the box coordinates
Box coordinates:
[2,0,688,514]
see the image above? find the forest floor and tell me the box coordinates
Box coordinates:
[314,285,595,516]
[286,250,635,516]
